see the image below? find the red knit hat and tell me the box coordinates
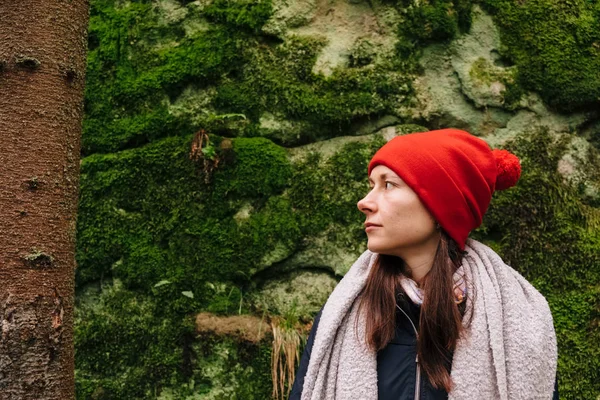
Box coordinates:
[367,129,521,251]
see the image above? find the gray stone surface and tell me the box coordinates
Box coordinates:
[264,0,400,76]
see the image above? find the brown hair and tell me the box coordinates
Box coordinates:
[355,231,470,392]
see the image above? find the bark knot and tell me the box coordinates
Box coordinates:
[24,176,43,191]
[14,55,41,70]
[22,249,55,269]
[59,63,79,83]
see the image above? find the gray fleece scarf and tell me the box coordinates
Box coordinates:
[301,239,557,400]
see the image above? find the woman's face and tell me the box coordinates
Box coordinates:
[357,165,438,256]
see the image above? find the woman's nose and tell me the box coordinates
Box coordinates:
[357,192,376,214]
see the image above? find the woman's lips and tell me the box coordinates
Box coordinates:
[364,223,382,232]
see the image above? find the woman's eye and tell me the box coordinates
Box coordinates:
[385,182,394,190]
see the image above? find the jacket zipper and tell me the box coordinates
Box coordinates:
[396,304,421,400]
[415,354,421,400]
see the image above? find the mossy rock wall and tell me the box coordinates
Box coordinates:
[76,0,600,399]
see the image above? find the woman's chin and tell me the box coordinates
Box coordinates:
[366,241,388,255]
[366,240,404,257]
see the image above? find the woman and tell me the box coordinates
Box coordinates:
[289,129,559,400]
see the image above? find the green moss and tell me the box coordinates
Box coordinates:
[470,57,506,83]
[469,57,524,109]
[474,128,600,399]
[83,0,269,155]
[396,0,473,57]
[212,137,292,199]
[213,36,413,145]
[75,130,383,397]
[242,197,302,271]
[77,136,293,327]
[83,0,414,154]
[549,289,600,400]
[348,39,377,68]
[203,0,273,33]
[481,0,600,111]
[251,270,338,320]
[185,336,272,399]
[395,124,429,135]
[75,283,197,399]
[77,133,298,290]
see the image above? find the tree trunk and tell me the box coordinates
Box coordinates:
[0,1,89,398]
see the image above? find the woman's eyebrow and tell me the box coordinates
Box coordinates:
[368,173,402,184]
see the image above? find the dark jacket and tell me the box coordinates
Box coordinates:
[289,298,559,400]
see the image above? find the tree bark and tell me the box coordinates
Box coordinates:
[0,0,89,398]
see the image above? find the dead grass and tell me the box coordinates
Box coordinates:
[195,312,269,343]
[271,318,304,400]
[195,312,313,399]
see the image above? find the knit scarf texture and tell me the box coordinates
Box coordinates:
[300,239,557,400]
[399,266,467,305]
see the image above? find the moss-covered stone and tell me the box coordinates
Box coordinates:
[467,57,522,109]
[557,135,600,206]
[77,0,600,398]
[76,281,273,400]
[83,0,267,154]
[396,0,473,57]
[213,35,413,145]
[75,128,385,397]
[408,6,592,144]
[250,270,338,324]
[407,7,516,134]
[211,137,291,199]
[75,280,198,399]
[76,120,600,400]
[157,337,273,399]
[482,0,600,111]
[474,128,600,399]
[83,0,415,155]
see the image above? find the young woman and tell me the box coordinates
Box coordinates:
[289,129,559,400]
